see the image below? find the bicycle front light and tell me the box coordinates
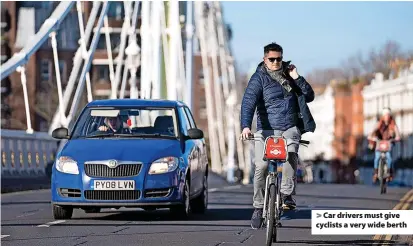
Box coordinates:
[55,156,79,175]
[149,157,179,174]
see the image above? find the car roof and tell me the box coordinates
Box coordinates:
[86,99,187,108]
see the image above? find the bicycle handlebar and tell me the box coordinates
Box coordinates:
[299,140,310,144]
[370,138,396,143]
[243,134,310,145]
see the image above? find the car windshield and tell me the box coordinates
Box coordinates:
[71,107,178,139]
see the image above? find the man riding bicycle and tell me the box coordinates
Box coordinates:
[240,42,315,229]
[367,107,401,182]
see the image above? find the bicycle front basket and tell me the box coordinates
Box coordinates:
[377,140,391,152]
[263,136,288,161]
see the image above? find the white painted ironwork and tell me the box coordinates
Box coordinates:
[50,31,66,128]
[1,1,244,184]
[194,1,221,174]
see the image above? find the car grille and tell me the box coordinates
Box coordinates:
[84,190,140,200]
[84,163,142,177]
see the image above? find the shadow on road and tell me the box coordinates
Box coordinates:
[277,239,406,246]
[70,207,256,222]
[0,229,244,242]
[1,201,50,205]
[213,190,403,203]
[281,209,311,220]
[294,194,402,203]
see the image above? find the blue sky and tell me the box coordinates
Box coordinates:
[221,1,413,76]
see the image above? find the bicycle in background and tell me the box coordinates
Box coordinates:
[372,138,394,194]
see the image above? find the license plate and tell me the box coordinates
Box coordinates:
[92,180,135,190]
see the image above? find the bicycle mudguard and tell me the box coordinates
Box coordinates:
[263,136,288,162]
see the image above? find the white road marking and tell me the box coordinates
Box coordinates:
[16,212,36,218]
[37,220,66,228]
[1,235,10,239]
[208,184,243,193]
[222,185,242,190]
[1,189,50,197]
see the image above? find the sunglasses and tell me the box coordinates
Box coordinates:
[268,56,283,63]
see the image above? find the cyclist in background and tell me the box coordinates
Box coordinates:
[367,107,401,182]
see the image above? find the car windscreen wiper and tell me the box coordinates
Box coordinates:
[85,132,115,138]
[85,132,176,139]
[121,133,176,138]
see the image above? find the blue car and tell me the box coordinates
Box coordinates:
[51,99,209,219]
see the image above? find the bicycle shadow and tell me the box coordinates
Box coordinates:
[281,207,311,220]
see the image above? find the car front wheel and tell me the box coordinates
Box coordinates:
[53,205,73,219]
[170,179,190,219]
[191,173,208,214]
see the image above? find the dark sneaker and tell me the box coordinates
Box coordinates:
[250,208,263,229]
[282,194,296,210]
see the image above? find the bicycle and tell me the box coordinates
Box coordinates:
[372,138,393,194]
[245,134,309,245]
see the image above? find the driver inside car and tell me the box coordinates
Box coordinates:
[98,116,131,134]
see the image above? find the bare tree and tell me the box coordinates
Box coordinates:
[34,78,89,130]
[365,40,402,79]
[305,40,407,85]
[406,50,413,61]
[341,53,362,83]
[34,79,59,125]
[305,68,346,85]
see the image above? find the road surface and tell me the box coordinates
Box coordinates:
[2,174,412,246]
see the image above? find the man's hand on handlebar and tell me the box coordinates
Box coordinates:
[240,127,252,141]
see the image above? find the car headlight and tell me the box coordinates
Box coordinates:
[55,156,79,175]
[149,157,179,174]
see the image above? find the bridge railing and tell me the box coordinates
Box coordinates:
[1,129,58,177]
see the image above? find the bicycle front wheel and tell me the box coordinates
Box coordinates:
[266,184,277,246]
[380,163,387,194]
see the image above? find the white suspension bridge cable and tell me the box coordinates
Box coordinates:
[1,1,249,183]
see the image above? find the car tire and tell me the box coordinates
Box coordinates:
[53,205,73,219]
[170,179,190,219]
[84,208,101,213]
[191,173,208,214]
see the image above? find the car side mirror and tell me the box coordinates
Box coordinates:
[187,128,203,139]
[52,127,69,139]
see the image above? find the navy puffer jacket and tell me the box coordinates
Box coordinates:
[241,61,315,132]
